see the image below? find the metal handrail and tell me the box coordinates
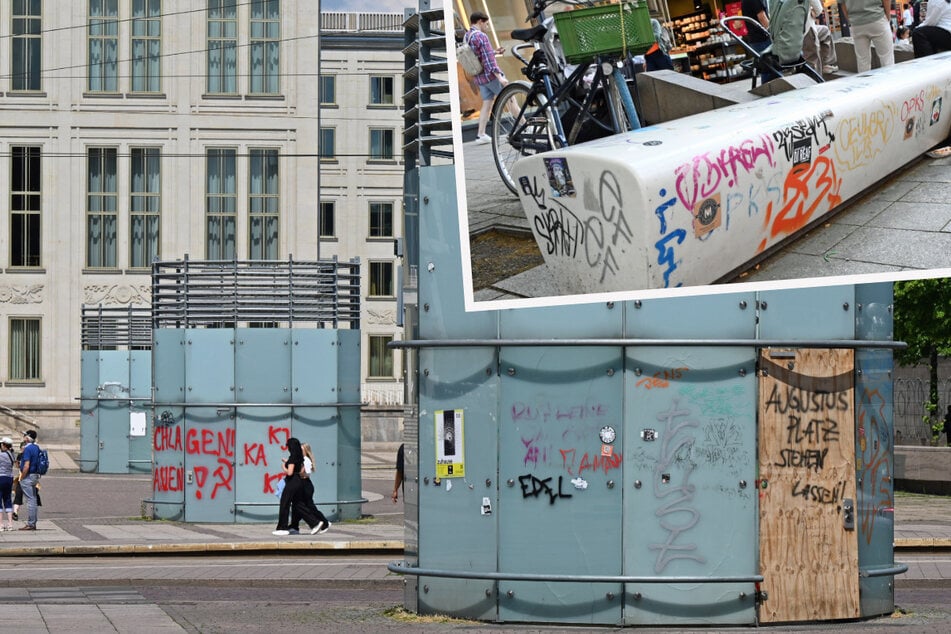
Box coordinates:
[861,563,909,578]
[386,561,763,584]
[150,401,364,408]
[391,338,906,350]
[233,497,368,508]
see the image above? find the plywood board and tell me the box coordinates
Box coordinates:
[757,348,859,624]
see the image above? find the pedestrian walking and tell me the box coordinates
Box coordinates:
[18,430,42,530]
[392,443,404,503]
[272,437,323,536]
[0,437,16,531]
[466,11,507,144]
[289,442,330,535]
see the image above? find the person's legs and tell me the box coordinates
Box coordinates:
[0,477,12,529]
[274,477,301,532]
[817,26,837,71]
[868,18,894,68]
[850,23,874,73]
[21,474,38,528]
[802,27,821,73]
[476,79,502,140]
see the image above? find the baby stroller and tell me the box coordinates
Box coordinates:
[720,0,822,89]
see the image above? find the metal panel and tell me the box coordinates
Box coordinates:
[854,280,897,620]
[97,402,131,473]
[153,329,185,404]
[79,351,100,473]
[757,286,855,340]
[152,407,185,521]
[235,328,292,403]
[234,407,289,524]
[628,293,758,339]
[417,347,499,621]
[335,329,363,519]
[623,346,757,625]
[291,330,339,403]
[185,330,235,403]
[183,407,236,523]
[130,349,152,399]
[497,345,623,625]
[294,408,340,519]
[129,350,153,473]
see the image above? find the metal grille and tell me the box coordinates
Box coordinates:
[81,305,153,350]
[403,4,453,167]
[151,256,361,329]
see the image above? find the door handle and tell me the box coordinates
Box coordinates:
[842,498,855,530]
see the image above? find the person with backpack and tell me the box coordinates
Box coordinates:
[18,429,44,531]
[466,11,507,145]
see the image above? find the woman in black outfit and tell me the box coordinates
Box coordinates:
[272,437,320,536]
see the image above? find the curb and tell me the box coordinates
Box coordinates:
[0,540,405,557]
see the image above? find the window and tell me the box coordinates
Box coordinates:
[130,148,161,268]
[369,128,395,160]
[368,334,394,378]
[207,0,237,94]
[10,146,41,268]
[249,148,279,259]
[206,149,237,259]
[319,127,336,160]
[369,76,394,106]
[250,0,280,94]
[369,261,394,297]
[88,0,119,92]
[319,75,336,105]
[11,0,42,91]
[9,317,41,381]
[368,202,393,238]
[319,201,335,238]
[86,148,118,268]
[131,0,161,93]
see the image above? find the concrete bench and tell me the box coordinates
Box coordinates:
[511,54,951,292]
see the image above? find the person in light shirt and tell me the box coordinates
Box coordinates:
[912,0,951,56]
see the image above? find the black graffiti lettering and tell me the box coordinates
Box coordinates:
[774,447,829,472]
[791,480,846,505]
[785,416,840,445]
[533,205,584,258]
[520,174,548,209]
[518,474,572,504]
[771,112,835,162]
[765,384,850,415]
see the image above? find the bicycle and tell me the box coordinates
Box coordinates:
[490,0,652,195]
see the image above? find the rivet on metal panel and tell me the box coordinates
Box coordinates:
[761,368,768,377]
[423,477,430,485]
[485,589,492,597]
[739,480,747,489]
[661,473,670,484]
[739,300,747,309]
[606,301,614,309]
[507,368,516,376]
[187,340,192,345]
[239,340,244,345]
[857,369,863,376]
[634,480,641,488]
[606,592,615,601]
[738,368,746,377]
[507,479,514,487]
[423,369,430,376]
[634,300,642,308]
[606,368,615,376]
[606,480,614,488]
[843,302,850,311]
[760,301,767,310]
[423,196,429,204]
[283,387,288,392]
[188,387,192,391]
[634,368,642,376]
[485,479,492,487]
[423,585,429,593]
[739,592,747,600]
[239,386,244,391]
[632,592,642,600]
[857,303,863,311]
[423,303,430,312]
[506,590,514,598]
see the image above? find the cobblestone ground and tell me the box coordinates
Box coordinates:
[469,229,543,291]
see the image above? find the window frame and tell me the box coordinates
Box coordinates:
[130,0,162,94]
[368,201,394,239]
[88,0,119,93]
[86,146,119,269]
[11,0,42,92]
[319,74,336,106]
[129,146,162,269]
[368,75,395,107]
[319,127,336,162]
[205,147,238,260]
[249,0,280,95]
[10,145,42,269]
[368,128,395,161]
[207,0,238,95]
[367,334,394,379]
[318,200,336,239]
[8,316,42,383]
[248,147,280,260]
[368,260,395,298]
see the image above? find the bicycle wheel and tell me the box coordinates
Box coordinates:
[491,80,557,195]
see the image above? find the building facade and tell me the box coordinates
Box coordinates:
[0,3,405,439]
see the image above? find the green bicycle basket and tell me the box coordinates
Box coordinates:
[553,1,653,63]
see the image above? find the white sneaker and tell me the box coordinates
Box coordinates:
[474,134,491,145]
[310,522,325,535]
[318,521,331,534]
[272,529,289,536]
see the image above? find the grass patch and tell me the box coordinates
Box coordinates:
[384,606,476,625]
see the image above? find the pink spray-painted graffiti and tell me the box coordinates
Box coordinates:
[673,135,775,213]
[857,387,893,545]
